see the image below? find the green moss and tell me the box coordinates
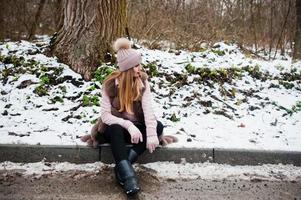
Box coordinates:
[88,85,96,91]
[82,95,90,106]
[53,67,64,76]
[28,59,38,66]
[279,80,294,89]
[273,101,301,117]
[169,113,180,122]
[235,99,243,106]
[93,65,114,83]
[34,85,48,96]
[167,73,188,85]
[1,55,25,68]
[185,66,244,84]
[12,75,20,82]
[39,66,63,77]
[40,65,49,72]
[0,55,41,82]
[232,67,243,77]
[91,95,100,106]
[0,54,5,62]
[58,85,67,93]
[1,68,11,78]
[185,63,196,74]
[50,96,64,104]
[39,72,57,86]
[230,88,237,97]
[280,70,301,82]
[208,58,216,62]
[211,49,225,56]
[90,118,98,124]
[40,74,50,85]
[242,65,263,79]
[293,101,301,112]
[82,95,100,107]
[199,47,207,52]
[209,69,218,77]
[13,56,24,67]
[143,62,159,77]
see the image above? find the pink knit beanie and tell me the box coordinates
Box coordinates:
[113,38,141,72]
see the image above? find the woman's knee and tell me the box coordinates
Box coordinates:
[106,124,125,138]
[107,124,123,131]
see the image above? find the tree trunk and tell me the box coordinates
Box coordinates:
[250,0,258,52]
[28,0,46,40]
[51,0,127,80]
[273,1,291,59]
[53,0,63,31]
[293,0,301,59]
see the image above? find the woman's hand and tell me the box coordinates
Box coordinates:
[128,124,143,144]
[147,135,159,153]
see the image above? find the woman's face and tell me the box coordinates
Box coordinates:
[133,64,141,77]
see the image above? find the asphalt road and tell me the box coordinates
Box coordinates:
[0,166,300,200]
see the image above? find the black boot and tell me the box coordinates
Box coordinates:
[114,149,139,186]
[127,148,138,164]
[115,160,140,195]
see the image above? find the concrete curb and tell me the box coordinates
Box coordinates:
[1,144,301,166]
[99,144,213,164]
[214,148,301,166]
[0,144,99,163]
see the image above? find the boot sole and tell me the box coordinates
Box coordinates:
[126,187,140,195]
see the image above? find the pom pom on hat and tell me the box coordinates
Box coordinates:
[113,37,132,52]
[113,37,141,72]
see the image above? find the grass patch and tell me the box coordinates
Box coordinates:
[82,95,100,107]
[93,64,114,83]
[33,84,48,96]
[143,62,159,77]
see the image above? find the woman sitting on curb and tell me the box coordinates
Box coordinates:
[81,38,177,196]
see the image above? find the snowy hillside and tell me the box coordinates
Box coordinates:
[0,36,300,151]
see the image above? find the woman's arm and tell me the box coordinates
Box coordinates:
[142,80,159,152]
[141,80,158,136]
[100,87,133,129]
[101,87,143,143]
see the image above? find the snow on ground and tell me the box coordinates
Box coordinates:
[1,161,301,182]
[143,161,301,181]
[0,161,104,176]
[0,36,300,151]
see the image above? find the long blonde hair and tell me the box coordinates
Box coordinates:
[104,69,143,114]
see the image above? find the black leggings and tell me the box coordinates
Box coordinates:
[103,121,164,163]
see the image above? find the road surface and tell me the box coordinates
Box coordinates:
[1,166,300,200]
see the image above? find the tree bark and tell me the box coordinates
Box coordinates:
[28,0,46,40]
[293,0,301,59]
[51,0,127,80]
[250,0,258,52]
[273,1,291,59]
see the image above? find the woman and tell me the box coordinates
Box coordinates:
[81,37,177,195]
[100,38,164,195]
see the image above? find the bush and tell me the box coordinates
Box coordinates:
[185,63,196,74]
[82,95,100,107]
[93,65,114,83]
[169,113,180,122]
[50,96,64,104]
[34,84,48,96]
[143,62,159,77]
